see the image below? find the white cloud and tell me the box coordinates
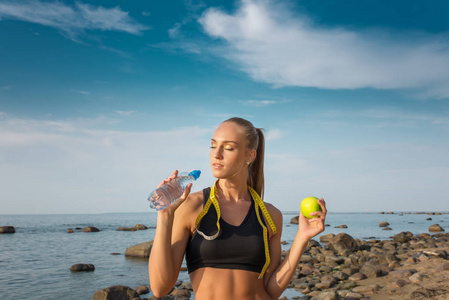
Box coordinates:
[77,90,90,95]
[0,115,213,214]
[115,110,136,116]
[0,1,149,41]
[265,128,284,141]
[198,0,449,98]
[240,100,277,107]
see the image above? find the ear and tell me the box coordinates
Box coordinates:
[248,149,257,163]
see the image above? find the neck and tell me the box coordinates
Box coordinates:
[216,177,249,204]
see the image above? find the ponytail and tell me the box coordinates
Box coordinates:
[223,117,265,199]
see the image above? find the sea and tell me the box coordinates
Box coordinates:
[1,211,448,300]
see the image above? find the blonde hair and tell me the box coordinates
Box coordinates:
[223,117,265,198]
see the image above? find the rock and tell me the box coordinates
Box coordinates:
[405,256,417,264]
[67,229,74,233]
[125,240,154,258]
[379,222,389,227]
[352,284,380,294]
[348,273,366,281]
[320,233,335,243]
[290,216,299,224]
[416,253,429,262]
[170,288,191,298]
[310,291,338,300]
[379,253,398,264]
[393,232,412,243]
[315,281,334,290]
[174,281,182,287]
[390,279,408,288]
[325,255,344,265]
[135,285,149,295]
[82,226,100,232]
[70,264,95,272]
[328,233,358,255]
[181,282,192,290]
[93,285,139,300]
[382,227,392,230]
[343,292,363,300]
[308,239,321,248]
[118,227,137,231]
[0,226,15,234]
[429,224,444,232]
[342,268,359,276]
[409,273,424,283]
[341,281,358,290]
[436,262,449,272]
[389,269,416,279]
[335,225,348,228]
[360,264,383,278]
[149,296,171,300]
[134,224,148,230]
[427,217,432,220]
[332,271,349,281]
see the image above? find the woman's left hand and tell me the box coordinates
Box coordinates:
[298,198,327,240]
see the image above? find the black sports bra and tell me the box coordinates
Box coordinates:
[185,187,267,274]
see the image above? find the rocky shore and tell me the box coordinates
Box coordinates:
[92,229,449,300]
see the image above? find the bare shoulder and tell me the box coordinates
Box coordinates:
[263,201,283,223]
[174,190,204,231]
[262,201,283,237]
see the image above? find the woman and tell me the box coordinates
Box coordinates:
[148,117,327,300]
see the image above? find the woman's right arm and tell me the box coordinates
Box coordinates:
[148,171,194,297]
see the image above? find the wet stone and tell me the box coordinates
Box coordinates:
[70,263,95,272]
[135,285,149,295]
[0,226,15,234]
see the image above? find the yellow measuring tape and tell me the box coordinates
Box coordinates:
[194,180,277,278]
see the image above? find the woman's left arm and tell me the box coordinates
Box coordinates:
[264,199,327,299]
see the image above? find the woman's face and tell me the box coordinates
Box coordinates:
[210,122,254,179]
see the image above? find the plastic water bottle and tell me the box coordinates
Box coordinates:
[148,170,201,210]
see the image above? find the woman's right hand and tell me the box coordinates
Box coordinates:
[157,170,192,215]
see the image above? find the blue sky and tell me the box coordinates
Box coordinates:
[0,0,448,214]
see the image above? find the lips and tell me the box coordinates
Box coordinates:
[212,163,224,169]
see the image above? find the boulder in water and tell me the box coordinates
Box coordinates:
[134,224,148,230]
[70,264,95,272]
[0,226,15,234]
[82,226,100,232]
[92,285,140,300]
[125,240,154,258]
[290,216,299,224]
[429,224,444,232]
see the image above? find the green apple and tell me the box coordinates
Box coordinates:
[300,196,322,218]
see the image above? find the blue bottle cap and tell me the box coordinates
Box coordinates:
[189,170,201,180]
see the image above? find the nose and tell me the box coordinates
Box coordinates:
[212,146,223,159]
